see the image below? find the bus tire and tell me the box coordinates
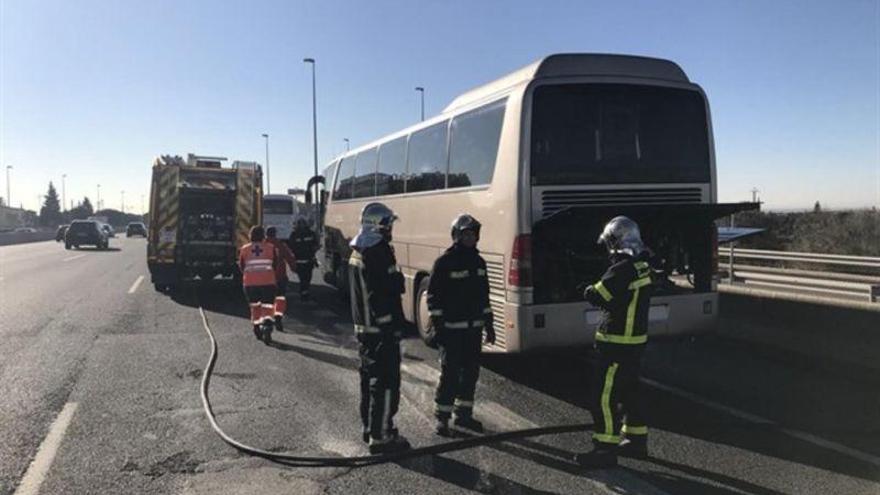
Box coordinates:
[415,277,433,344]
[334,260,349,300]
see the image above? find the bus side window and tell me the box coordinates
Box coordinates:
[333,157,355,200]
[448,98,506,188]
[353,148,378,198]
[406,121,448,193]
[377,136,407,196]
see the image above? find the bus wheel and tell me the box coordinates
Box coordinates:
[334,261,349,300]
[415,277,432,344]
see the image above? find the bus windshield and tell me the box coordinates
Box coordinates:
[530,83,711,185]
[263,199,294,215]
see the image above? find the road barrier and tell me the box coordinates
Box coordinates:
[718,248,880,304]
[0,231,56,246]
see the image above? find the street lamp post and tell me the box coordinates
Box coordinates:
[97,184,101,212]
[262,133,270,194]
[62,174,67,212]
[415,86,425,121]
[121,190,125,214]
[303,57,320,229]
[5,165,11,208]
[343,138,350,152]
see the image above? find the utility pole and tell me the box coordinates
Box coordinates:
[262,133,270,194]
[303,57,320,229]
[343,138,350,152]
[121,190,125,214]
[5,165,12,208]
[415,86,425,121]
[61,174,67,212]
[751,187,759,203]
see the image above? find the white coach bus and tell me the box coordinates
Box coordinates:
[316,53,755,353]
[262,193,299,240]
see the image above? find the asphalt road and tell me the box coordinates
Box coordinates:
[0,238,878,494]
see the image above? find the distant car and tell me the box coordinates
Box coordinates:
[65,220,109,250]
[126,222,147,237]
[55,225,69,242]
[100,223,116,238]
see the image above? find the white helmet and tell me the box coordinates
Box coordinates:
[597,216,644,256]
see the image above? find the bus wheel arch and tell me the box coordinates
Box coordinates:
[414,274,432,343]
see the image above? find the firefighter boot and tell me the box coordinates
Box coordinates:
[618,436,648,459]
[368,434,411,455]
[434,418,451,437]
[453,415,484,433]
[274,315,284,332]
[574,443,618,469]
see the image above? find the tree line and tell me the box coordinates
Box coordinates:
[37,182,146,227]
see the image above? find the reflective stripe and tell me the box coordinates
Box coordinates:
[296,260,311,264]
[477,268,487,276]
[349,257,364,268]
[600,362,618,442]
[354,324,381,334]
[429,309,443,316]
[622,424,648,436]
[445,320,485,329]
[595,332,647,345]
[625,286,640,337]
[375,314,392,324]
[592,433,621,444]
[435,404,454,413]
[382,389,392,437]
[454,399,473,408]
[628,277,651,290]
[449,270,470,279]
[387,265,399,274]
[594,281,613,302]
[483,307,493,314]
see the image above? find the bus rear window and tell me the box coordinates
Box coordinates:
[530,84,710,185]
[263,200,294,214]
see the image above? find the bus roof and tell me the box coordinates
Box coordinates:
[442,53,690,113]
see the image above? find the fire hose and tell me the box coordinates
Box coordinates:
[198,305,592,467]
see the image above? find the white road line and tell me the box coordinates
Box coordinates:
[401,362,441,383]
[14,402,78,495]
[127,275,144,294]
[642,377,880,468]
[62,254,85,262]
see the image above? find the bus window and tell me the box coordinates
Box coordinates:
[377,136,407,196]
[530,84,710,185]
[333,156,355,200]
[353,148,378,198]
[406,120,448,193]
[448,99,506,188]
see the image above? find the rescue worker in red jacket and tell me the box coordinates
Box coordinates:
[239,226,279,341]
[575,216,653,468]
[266,226,297,332]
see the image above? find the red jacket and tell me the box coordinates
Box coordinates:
[239,241,278,287]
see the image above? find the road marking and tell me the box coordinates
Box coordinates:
[128,275,144,294]
[62,254,85,262]
[643,377,880,468]
[401,362,440,383]
[14,402,78,495]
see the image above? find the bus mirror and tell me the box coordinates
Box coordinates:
[305,190,313,205]
[320,190,328,205]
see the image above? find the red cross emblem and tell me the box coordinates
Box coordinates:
[251,244,263,256]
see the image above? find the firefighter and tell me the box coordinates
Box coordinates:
[239,225,279,342]
[428,214,495,436]
[574,216,653,469]
[288,216,319,301]
[266,226,297,332]
[349,202,410,454]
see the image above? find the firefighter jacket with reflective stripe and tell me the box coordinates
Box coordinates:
[427,244,492,329]
[289,227,318,263]
[349,241,405,337]
[239,241,278,287]
[584,253,653,345]
[267,238,296,281]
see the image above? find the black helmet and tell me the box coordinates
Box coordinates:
[450,214,481,243]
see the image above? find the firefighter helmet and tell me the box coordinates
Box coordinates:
[450,214,481,243]
[597,216,644,256]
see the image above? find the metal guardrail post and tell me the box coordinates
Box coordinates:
[728,214,735,284]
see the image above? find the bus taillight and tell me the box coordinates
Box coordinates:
[508,234,532,287]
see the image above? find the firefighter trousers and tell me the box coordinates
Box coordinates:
[590,343,647,446]
[295,261,314,296]
[434,329,482,420]
[358,334,401,440]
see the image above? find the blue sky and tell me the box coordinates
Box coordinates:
[1,0,878,212]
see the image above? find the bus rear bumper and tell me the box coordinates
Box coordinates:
[508,293,719,352]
